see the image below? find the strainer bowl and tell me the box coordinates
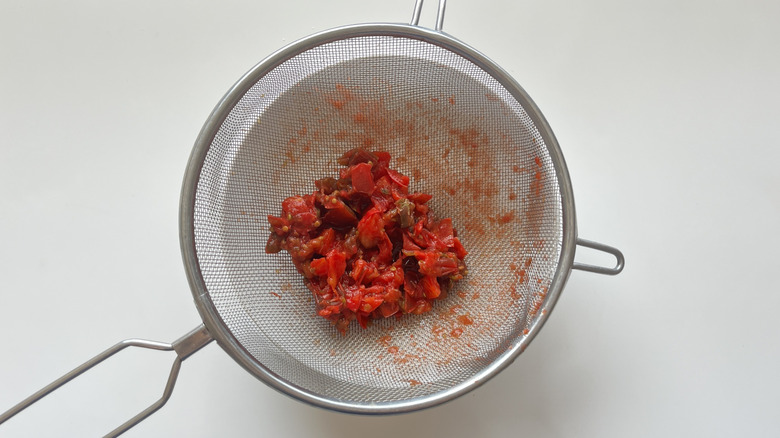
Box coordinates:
[0,1,624,435]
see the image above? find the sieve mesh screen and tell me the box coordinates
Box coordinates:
[192,35,563,404]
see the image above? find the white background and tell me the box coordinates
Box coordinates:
[2,0,779,436]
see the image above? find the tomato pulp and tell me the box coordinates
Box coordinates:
[266,148,468,334]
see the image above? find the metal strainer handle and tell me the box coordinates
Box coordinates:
[0,325,212,437]
[573,238,625,275]
[410,0,446,31]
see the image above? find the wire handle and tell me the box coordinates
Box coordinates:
[410,0,446,31]
[572,238,625,275]
[0,324,212,437]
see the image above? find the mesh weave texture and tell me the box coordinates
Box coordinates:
[192,35,563,404]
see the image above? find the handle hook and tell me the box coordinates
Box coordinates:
[0,325,212,437]
[410,0,446,31]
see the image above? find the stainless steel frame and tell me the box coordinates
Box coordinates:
[179,0,622,415]
[0,0,624,435]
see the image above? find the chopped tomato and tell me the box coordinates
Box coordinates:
[266,148,468,334]
[360,290,384,313]
[326,250,347,291]
[310,257,328,276]
[415,251,461,277]
[379,301,400,318]
[344,285,362,312]
[267,215,290,235]
[310,228,336,255]
[322,196,357,226]
[452,237,469,259]
[338,148,378,166]
[386,169,409,191]
[357,207,385,248]
[420,275,442,299]
[430,218,455,247]
[350,162,375,194]
[351,259,379,284]
[407,192,432,204]
[281,196,319,233]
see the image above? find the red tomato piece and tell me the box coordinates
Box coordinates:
[409,300,433,314]
[452,237,468,259]
[350,162,375,194]
[403,272,425,300]
[309,258,328,276]
[266,148,468,334]
[360,287,384,313]
[430,218,455,247]
[322,197,357,226]
[357,207,385,249]
[351,259,378,284]
[344,285,362,312]
[326,250,347,291]
[386,169,409,191]
[421,275,441,299]
[267,215,290,235]
[415,251,460,277]
[311,228,336,255]
[376,232,393,265]
[338,148,378,166]
[383,286,401,302]
[282,196,319,233]
[375,151,391,168]
[407,193,432,204]
[379,301,399,318]
[402,232,422,251]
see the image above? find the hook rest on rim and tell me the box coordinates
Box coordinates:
[410,0,446,31]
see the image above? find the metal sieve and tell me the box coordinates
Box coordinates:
[0,0,624,435]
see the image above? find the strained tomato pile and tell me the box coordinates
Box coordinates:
[266,148,468,333]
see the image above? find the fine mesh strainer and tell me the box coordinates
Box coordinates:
[1,0,624,435]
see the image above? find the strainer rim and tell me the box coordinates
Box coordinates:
[179,22,577,414]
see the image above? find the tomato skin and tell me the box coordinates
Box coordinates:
[267,215,290,235]
[452,237,468,259]
[265,238,279,254]
[360,288,384,313]
[421,275,441,299]
[357,207,385,249]
[326,250,347,291]
[350,162,375,194]
[415,251,461,277]
[345,285,362,312]
[379,301,399,318]
[282,196,319,233]
[267,148,467,334]
[386,169,409,190]
[310,257,328,276]
[322,196,358,227]
[375,151,391,169]
[338,148,378,166]
[351,259,379,284]
[311,228,336,255]
[407,192,432,204]
[430,218,455,247]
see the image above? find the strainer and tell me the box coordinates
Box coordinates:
[0,0,625,435]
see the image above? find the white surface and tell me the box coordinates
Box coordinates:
[1,0,779,436]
